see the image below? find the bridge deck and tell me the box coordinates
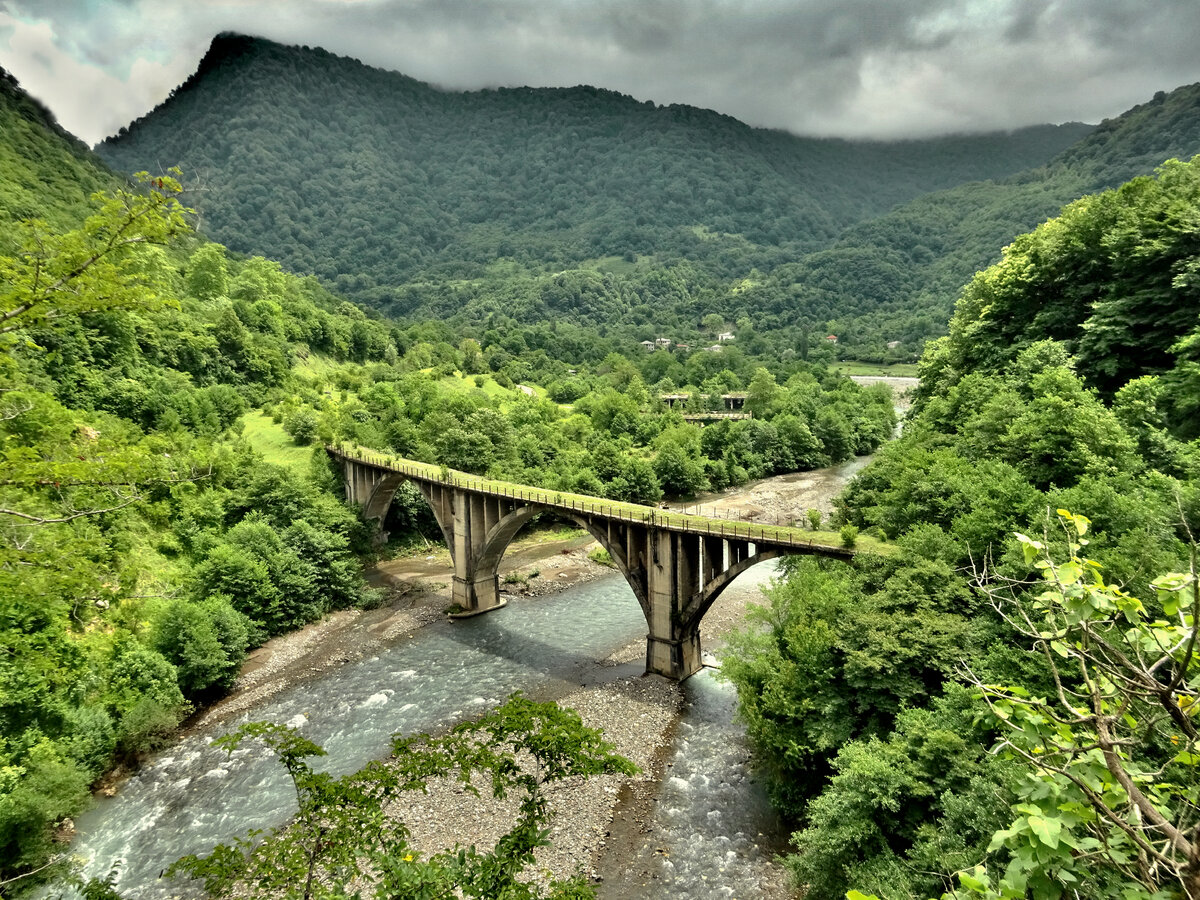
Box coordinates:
[329,445,888,558]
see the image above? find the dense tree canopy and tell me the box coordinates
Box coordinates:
[722,160,1200,899]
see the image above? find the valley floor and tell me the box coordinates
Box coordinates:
[153,465,863,897]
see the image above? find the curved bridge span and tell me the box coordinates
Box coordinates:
[329,445,865,679]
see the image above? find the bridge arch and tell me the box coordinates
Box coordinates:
[363,474,454,552]
[681,548,783,634]
[475,507,649,620]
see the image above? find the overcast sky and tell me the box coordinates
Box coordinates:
[2,0,1200,146]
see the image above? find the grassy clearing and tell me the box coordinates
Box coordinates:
[292,352,347,380]
[239,411,314,471]
[834,361,920,377]
[590,254,642,275]
[438,371,518,399]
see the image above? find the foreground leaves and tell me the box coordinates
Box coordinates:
[168,694,637,900]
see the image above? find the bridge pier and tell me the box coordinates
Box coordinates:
[643,529,704,679]
[450,573,505,616]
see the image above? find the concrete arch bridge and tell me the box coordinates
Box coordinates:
[329,445,874,680]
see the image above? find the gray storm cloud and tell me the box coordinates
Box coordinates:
[2,0,1200,144]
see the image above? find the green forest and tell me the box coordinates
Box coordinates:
[96,36,1200,363]
[5,24,1200,900]
[96,34,1103,361]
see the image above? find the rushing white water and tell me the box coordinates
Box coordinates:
[70,576,646,898]
[596,560,787,900]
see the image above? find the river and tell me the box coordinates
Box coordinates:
[68,378,913,898]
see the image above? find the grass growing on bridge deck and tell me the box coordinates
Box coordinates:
[331,444,894,558]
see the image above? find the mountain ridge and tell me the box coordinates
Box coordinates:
[97,34,1092,311]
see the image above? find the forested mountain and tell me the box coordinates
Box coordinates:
[764,82,1200,346]
[0,68,113,229]
[97,34,1088,312]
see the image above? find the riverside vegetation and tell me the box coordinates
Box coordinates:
[5,36,1200,899]
[719,157,1200,899]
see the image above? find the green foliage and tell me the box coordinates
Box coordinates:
[951,513,1200,899]
[1,169,190,339]
[840,524,859,548]
[0,87,401,884]
[0,738,92,876]
[168,694,636,900]
[720,556,973,818]
[104,641,190,758]
[771,86,1200,359]
[935,155,1200,437]
[0,67,113,231]
[152,597,252,699]
[187,243,229,301]
[587,545,614,567]
[282,407,319,445]
[765,157,1200,898]
[788,686,1015,900]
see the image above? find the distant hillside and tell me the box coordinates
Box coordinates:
[97,34,1090,308]
[0,67,115,230]
[763,84,1200,344]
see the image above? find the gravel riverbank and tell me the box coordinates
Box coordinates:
[177,527,788,892]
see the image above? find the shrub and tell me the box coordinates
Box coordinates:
[153,597,253,700]
[116,698,185,759]
[283,408,319,445]
[807,508,822,530]
[840,524,859,548]
[588,546,614,567]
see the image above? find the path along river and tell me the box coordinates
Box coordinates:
[68,377,914,900]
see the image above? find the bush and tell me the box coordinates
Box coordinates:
[283,408,319,445]
[153,597,253,700]
[116,698,185,759]
[840,524,860,547]
[65,705,117,775]
[807,508,822,530]
[0,740,91,876]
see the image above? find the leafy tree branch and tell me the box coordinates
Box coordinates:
[951,510,1200,899]
[168,694,636,900]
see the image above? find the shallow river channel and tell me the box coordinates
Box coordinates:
[70,379,912,898]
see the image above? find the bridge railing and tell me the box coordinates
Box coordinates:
[329,444,877,556]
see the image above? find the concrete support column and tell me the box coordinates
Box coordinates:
[484,497,500,538]
[644,528,703,680]
[448,486,506,617]
[702,535,724,584]
[675,533,700,605]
